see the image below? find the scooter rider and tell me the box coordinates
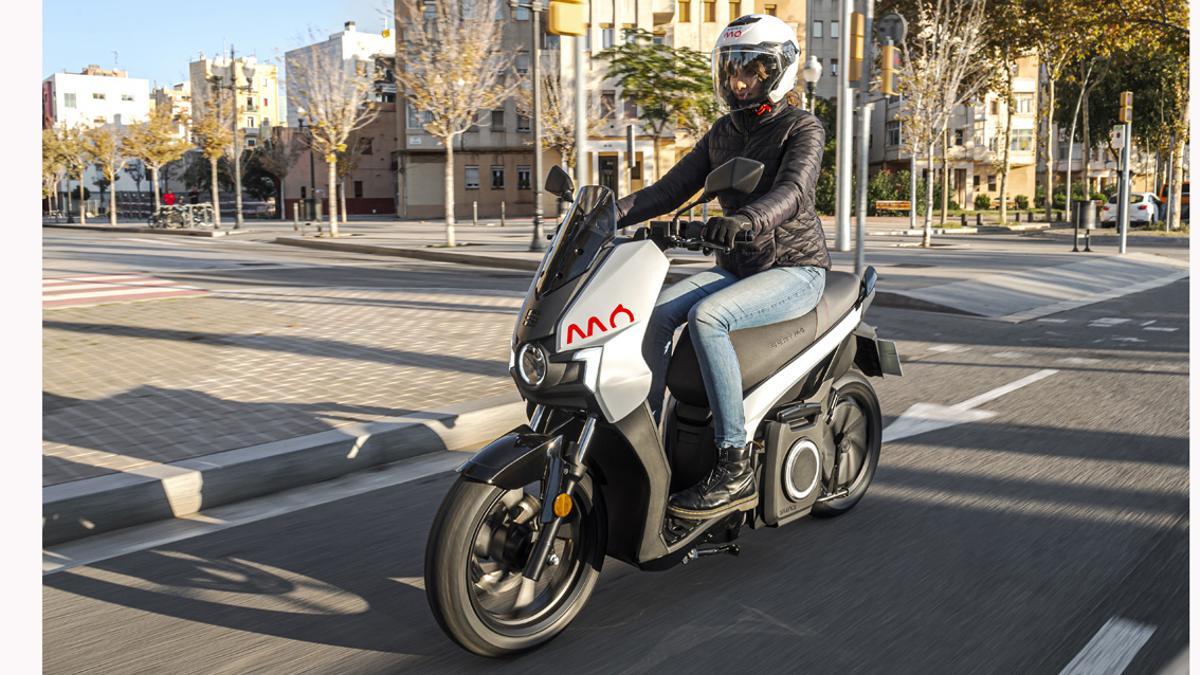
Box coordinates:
[615,15,830,520]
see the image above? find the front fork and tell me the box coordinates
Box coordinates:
[520,407,597,586]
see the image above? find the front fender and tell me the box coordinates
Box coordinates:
[458,425,562,489]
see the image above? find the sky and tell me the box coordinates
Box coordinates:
[43,0,387,88]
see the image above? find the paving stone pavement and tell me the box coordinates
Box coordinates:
[42,285,524,486]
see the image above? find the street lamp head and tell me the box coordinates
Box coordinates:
[242,60,257,83]
[802,55,822,85]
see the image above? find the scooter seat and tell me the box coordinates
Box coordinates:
[666,271,860,407]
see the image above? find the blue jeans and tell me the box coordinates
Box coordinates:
[643,265,826,448]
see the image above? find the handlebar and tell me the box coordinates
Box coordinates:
[639,219,753,254]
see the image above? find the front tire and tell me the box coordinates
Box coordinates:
[813,370,882,517]
[425,474,605,657]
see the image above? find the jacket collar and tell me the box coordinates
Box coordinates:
[729,99,791,134]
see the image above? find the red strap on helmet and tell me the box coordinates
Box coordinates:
[755,103,772,116]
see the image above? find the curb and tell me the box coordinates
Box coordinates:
[43,393,527,545]
[45,223,237,237]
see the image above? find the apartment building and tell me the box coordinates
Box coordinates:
[151,81,192,138]
[43,65,150,129]
[189,52,281,145]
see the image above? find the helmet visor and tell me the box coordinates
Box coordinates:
[713,46,783,110]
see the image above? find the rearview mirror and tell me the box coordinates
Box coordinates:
[545,165,575,202]
[704,157,764,197]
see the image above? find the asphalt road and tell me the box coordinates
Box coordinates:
[42,231,1188,673]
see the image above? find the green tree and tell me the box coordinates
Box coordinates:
[190,109,233,226]
[122,106,192,213]
[599,27,712,183]
[82,125,127,226]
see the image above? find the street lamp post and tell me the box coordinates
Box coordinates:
[802,56,822,113]
[510,0,546,252]
[209,45,256,230]
[297,110,318,219]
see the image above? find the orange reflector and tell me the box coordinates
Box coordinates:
[553,493,574,518]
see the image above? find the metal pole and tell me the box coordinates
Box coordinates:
[835,0,853,251]
[529,5,546,251]
[1118,121,1130,253]
[230,45,244,230]
[1165,132,1175,230]
[574,32,587,187]
[909,153,917,230]
[854,0,873,275]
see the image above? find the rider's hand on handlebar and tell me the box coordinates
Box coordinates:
[701,214,752,249]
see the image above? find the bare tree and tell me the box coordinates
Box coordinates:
[122,106,192,213]
[392,0,521,246]
[83,125,128,226]
[42,128,71,214]
[896,0,991,246]
[287,32,381,237]
[249,128,303,220]
[514,67,604,174]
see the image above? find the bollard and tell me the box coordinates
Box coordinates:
[1013,211,1019,223]
[293,203,300,232]
[976,213,982,227]
[960,213,967,227]
[1027,211,1033,223]
[473,200,478,227]
[500,201,506,227]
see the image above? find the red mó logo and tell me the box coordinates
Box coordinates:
[566,303,636,345]
[723,29,743,39]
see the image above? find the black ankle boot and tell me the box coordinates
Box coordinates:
[667,443,758,519]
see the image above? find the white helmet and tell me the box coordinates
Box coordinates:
[712,15,801,111]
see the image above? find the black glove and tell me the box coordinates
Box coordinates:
[701,214,752,248]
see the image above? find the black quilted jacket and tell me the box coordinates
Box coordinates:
[615,102,830,277]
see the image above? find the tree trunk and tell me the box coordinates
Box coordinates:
[1168,136,1184,231]
[999,62,1014,224]
[940,128,949,224]
[151,166,161,215]
[210,158,222,228]
[79,177,87,225]
[1044,77,1056,222]
[922,144,935,247]
[66,178,73,222]
[340,178,348,224]
[443,140,456,247]
[909,152,917,230]
[1081,86,1091,198]
[328,159,339,237]
[277,176,286,220]
[109,173,117,226]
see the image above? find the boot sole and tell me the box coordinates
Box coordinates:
[667,494,759,520]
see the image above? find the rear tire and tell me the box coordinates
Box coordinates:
[813,370,882,517]
[425,475,605,657]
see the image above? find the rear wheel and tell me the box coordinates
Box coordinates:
[813,370,882,517]
[425,474,605,657]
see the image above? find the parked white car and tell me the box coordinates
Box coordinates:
[1100,192,1162,225]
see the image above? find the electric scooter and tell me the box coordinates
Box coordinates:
[424,158,903,657]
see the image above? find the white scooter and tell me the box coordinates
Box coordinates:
[425,159,903,657]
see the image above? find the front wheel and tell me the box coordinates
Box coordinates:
[813,370,882,517]
[425,474,605,657]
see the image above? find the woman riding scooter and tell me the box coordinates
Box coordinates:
[615,14,830,520]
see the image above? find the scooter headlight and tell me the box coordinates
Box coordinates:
[517,342,549,387]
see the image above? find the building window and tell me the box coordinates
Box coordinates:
[465,165,480,189]
[631,156,643,179]
[301,186,307,199]
[543,33,560,50]
[1016,95,1033,114]
[491,165,505,189]
[765,4,777,16]
[601,91,616,120]
[516,53,530,75]
[730,0,741,18]
[624,98,638,118]
[830,20,839,38]
[953,129,964,146]
[354,181,364,198]
[121,94,134,102]
[1010,128,1033,152]
[987,174,996,191]
[599,24,613,48]
[518,165,532,190]
[624,24,637,43]
[886,120,901,147]
[495,1,506,19]
[813,20,823,38]
[92,92,106,100]
[679,0,692,22]
[246,138,256,148]
[491,109,505,131]
[515,5,531,19]
[423,0,436,18]
[517,114,531,132]
[358,137,374,155]
[64,93,76,108]
[991,99,1000,116]
[704,0,716,22]
[652,31,665,45]
[246,116,255,127]
[973,174,980,189]
[406,106,429,129]
[830,58,839,77]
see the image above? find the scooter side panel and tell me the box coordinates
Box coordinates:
[458,427,561,489]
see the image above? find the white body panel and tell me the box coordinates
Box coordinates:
[557,240,670,422]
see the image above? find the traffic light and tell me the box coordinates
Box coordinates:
[879,42,898,96]
[548,0,586,36]
[1119,90,1133,124]
[849,11,865,82]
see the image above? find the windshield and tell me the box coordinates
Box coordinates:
[534,185,617,297]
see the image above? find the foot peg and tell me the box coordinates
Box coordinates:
[682,543,741,565]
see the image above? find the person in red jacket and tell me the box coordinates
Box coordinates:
[163,192,177,207]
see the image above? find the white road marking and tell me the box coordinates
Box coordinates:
[1111,337,1147,343]
[991,351,1028,359]
[1090,317,1132,327]
[927,344,972,353]
[120,237,186,246]
[42,450,471,575]
[1037,318,1069,324]
[1056,357,1101,365]
[1144,327,1177,333]
[1140,320,1157,326]
[1059,617,1155,675]
[882,369,1058,443]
